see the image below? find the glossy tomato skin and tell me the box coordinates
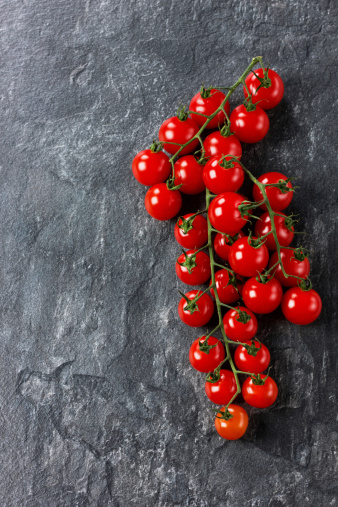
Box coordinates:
[173,155,205,195]
[189,336,225,373]
[253,172,293,211]
[223,306,258,343]
[174,214,208,249]
[159,116,199,155]
[230,105,269,144]
[208,192,251,235]
[204,131,242,160]
[234,340,270,374]
[228,237,269,277]
[269,249,310,287]
[132,149,171,186]
[244,68,284,110]
[242,375,278,408]
[203,157,244,194]
[281,288,322,325]
[175,249,211,285]
[205,370,237,405]
[189,89,230,128]
[178,290,214,327]
[209,269,243,304]
[214,230,245,262]
[254,212,294,250]
[215,405,249,440]
[242,277,283,314]
[145,183,182,221]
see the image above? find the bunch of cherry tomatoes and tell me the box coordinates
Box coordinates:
[132,59,322,441]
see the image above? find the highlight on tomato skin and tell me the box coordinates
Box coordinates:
[252,171,293,211]
[174,214,208,250]
[244,68,284,110]
[234,340,270,374]
[175,249,211,286]
[242,375,278,409]
[213,230,245,262]
[204,130,242,160]
[229,105,269,144]
[178,290,214,328]
[208,192,252,236]
[189,88,230,129]
[281,287,322,325]
[189,336,225,373]
[223,306,258,343]
[144,183,182,221]
[205,370,237,405]
[269,249,310,288]
[228,236,269,277]
[242,277,283,314]
[214,404,249,440]
[158,115,200,155]
[132,149,171,186]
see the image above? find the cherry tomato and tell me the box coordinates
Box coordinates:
[209,269,243,304]
[205,370,237,405]
[252,172,293,211]
[244,68,284,110]
[145,183,182,221]
[178,290,214,327]
[189,88,230,129]
[208,192,251,236]
[203,157,244,194]
[175,249,211,285]
[223,306,258,343]
[242,277,283,314]
[132,148,171,186]
[174,214,208,249]
[159,116,199,155]
[173,155,205,195]
[234,340,270,374]
[242,375,278,408]
[228,236,269,277]
[254,212,294,250]
[230,105,269,144]
[189,336,225,373]
[281,287,322,325]
[215,405,249,440]
[269,249,310,287]
[214,231,245,262]
[204,131,242,160]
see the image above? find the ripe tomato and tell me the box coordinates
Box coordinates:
[228,236,269,277]
[281,287,322,325]
[189,336,225,373]
[189,88,230,129]
[132,148,171,186]
[208,192,251,235]
[252,172,293,211]
[159,116,199,155]
[214,230,245,262]
[230,105,269,144]
[205,370,237,405]
[215,405,248,440]
[175,249,211,285]
[242,375,278,408]
[244,68,284,110]
[234,340,270,374]
[173,155,205,195]
[203,156,244,194]
[204,131,242,160]
[209,269,243,304]
[145,183,182,221]
[242,277,283,314]
[223,306,258,343]
[178,290,214,327]
[174,214,208,249]
[254,212,294,250]
[269,249,310,287]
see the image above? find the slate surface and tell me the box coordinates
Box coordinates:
[1,0,337,506]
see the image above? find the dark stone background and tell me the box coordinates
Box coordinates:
[1,0,337,506]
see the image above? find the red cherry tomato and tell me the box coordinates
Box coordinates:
[208,192,251,235]
[174,214,208,249]
[223,306,258,343]
[230,105,269,144]
[209,269,243,304]
[252,172,293,211]
[145,183,182,221]
[269,249,310,287]
[242,277,283,314]
[215,405,249,440]
[242,375,278,408]
[132,148,171,186]
[205,370,237,405]
[203,157,244,194]
[214,231,245,262]
[178,290,214,327]
[244,68,284,110]
[254,212,294,250]
[175,249,211,286]
[159,116,199,155]
[204,131,242,160]
[189,88,230,129]
[173,155,205,195]
[189,336,225,373]
[234,340,270,374]
[228,236,269,277]
[281,287,322,325]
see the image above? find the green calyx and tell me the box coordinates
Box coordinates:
[149,139,163,153]
[205,366,221,384]
[213,408,233,421]
[298,277,312,291]
[247,230,267,249]
[218,155,234,170]
[284,213,299,232]
[166,175,182,191]
[177,215,196,234]
[252,67,272,91]
[198,336,218,355]
[200,85,212,99]
[179,291,200,315]
[244,340,262,357]
[292,247,308,262]
[176,105,188,121]
[235,308,251,324]
[220,122,232,138]
[176,250,197,274]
